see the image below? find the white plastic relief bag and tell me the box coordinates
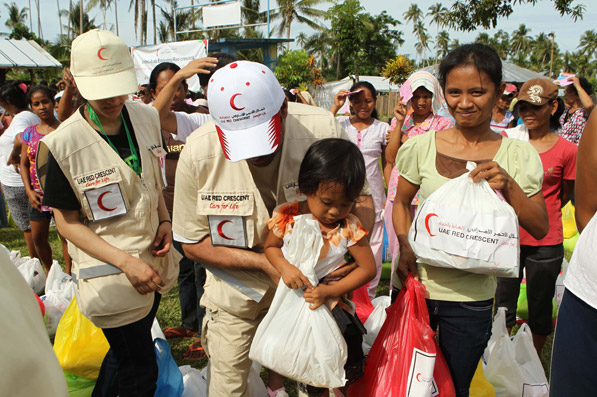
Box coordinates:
[409,162,520,277]
[249,215,347,388]
[482,307,548,397]
[362,295,391,354]
[18,257,46,295]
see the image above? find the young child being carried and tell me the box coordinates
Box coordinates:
[264,138,376,397]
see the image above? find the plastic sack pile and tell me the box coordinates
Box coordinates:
[2,245,75,337]
[42,261,75,336]
[7,247,47,295]
[409,162,520,277]
[348,275,455,396]
[179,362,266,397]
[482,307,548,397]
[249,215,348,388]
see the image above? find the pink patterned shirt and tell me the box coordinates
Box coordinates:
[387,113,454,202]
[22,125,45,194]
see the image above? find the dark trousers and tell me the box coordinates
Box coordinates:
[173,238,206,332]
[550,290,597,396]
[495,244,563,334]
[92,293,161,397]
[0,187,7,227]
[392,287,493,397]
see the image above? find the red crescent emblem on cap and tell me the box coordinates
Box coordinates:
[98,192,116,211]
[230,93,245,111]
[217,220,235,240]
[97,48,108,61]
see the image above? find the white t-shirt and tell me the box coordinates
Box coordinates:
[564,212,597,309]
[337,116,389,219]
[174,111,211,142]
[0,110,40,186]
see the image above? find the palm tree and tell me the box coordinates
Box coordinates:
[578,30,597,59]
[86,0,113,30]
[159,1,195,42]
[267,0,328,40]
[64,1,97,35]
[413,20,431,62]
[413,21,432,63]
[129,0,147,44]
[529,33,552,74]
[427,3,447,62]
[403,4,423,26]
[4,2,28,30]
[435,30,450,58]
[511,24,532,58]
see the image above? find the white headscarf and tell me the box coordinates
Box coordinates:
[406,71,447,115]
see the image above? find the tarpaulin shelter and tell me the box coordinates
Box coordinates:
[0,39,63,84]
[420,61,548,83]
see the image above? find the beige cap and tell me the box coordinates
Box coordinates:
[70,29,138,100]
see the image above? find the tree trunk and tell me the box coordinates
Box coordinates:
[68,0,72,39]
[80,0,84,34]
[152,0,156,45]
[37,0,43,39]
[57,0,63,37]
[115,0,119,35]
[28,0,33,32]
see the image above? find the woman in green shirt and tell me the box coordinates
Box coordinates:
[392,43,548,396]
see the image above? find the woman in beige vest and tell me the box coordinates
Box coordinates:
[37,30,177,397]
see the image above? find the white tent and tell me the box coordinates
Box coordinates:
[313,76,400,110]
[0,40,62,68]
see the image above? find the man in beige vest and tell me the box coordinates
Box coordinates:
[173,60,374,397]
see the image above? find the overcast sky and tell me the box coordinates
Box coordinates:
[11,0,597,58]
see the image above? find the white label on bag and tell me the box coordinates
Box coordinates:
[84,183,127,221]
[522,383,549,396]
[412,201,518,267]
[406,348,436,396]
[208,215,247,248]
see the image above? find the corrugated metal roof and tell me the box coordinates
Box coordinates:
[420,61,548,83]
[0,39,62,68]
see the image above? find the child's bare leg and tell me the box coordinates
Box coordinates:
[267,369,287,396]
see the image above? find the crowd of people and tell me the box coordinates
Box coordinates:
[1,27,596,397]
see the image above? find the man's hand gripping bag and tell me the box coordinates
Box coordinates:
[348,275,455,396]
[409,162,519,277]
[249,216,347,388]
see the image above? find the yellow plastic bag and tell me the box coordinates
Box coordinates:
[469,360,495,397]
[562,202,577,239]
[53,297,110,380]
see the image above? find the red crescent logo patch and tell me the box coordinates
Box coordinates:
[97,191,116,211]
[97,47,108,61]
[230,93,245,111]
[425,213,438,237]
[217,220,235,240]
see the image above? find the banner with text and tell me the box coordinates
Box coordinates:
[130,40,208,93]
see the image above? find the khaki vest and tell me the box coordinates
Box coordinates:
[37,101,178,328]
[173,102,347,318]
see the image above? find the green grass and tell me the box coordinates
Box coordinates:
[2,223,554,395]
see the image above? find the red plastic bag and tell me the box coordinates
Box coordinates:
[348,275,455,397]
[353,284,374,324]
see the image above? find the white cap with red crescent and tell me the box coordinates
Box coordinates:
[207,61,285,162]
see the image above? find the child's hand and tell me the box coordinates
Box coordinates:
[281,266,312,290]
[303,285,330,310]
